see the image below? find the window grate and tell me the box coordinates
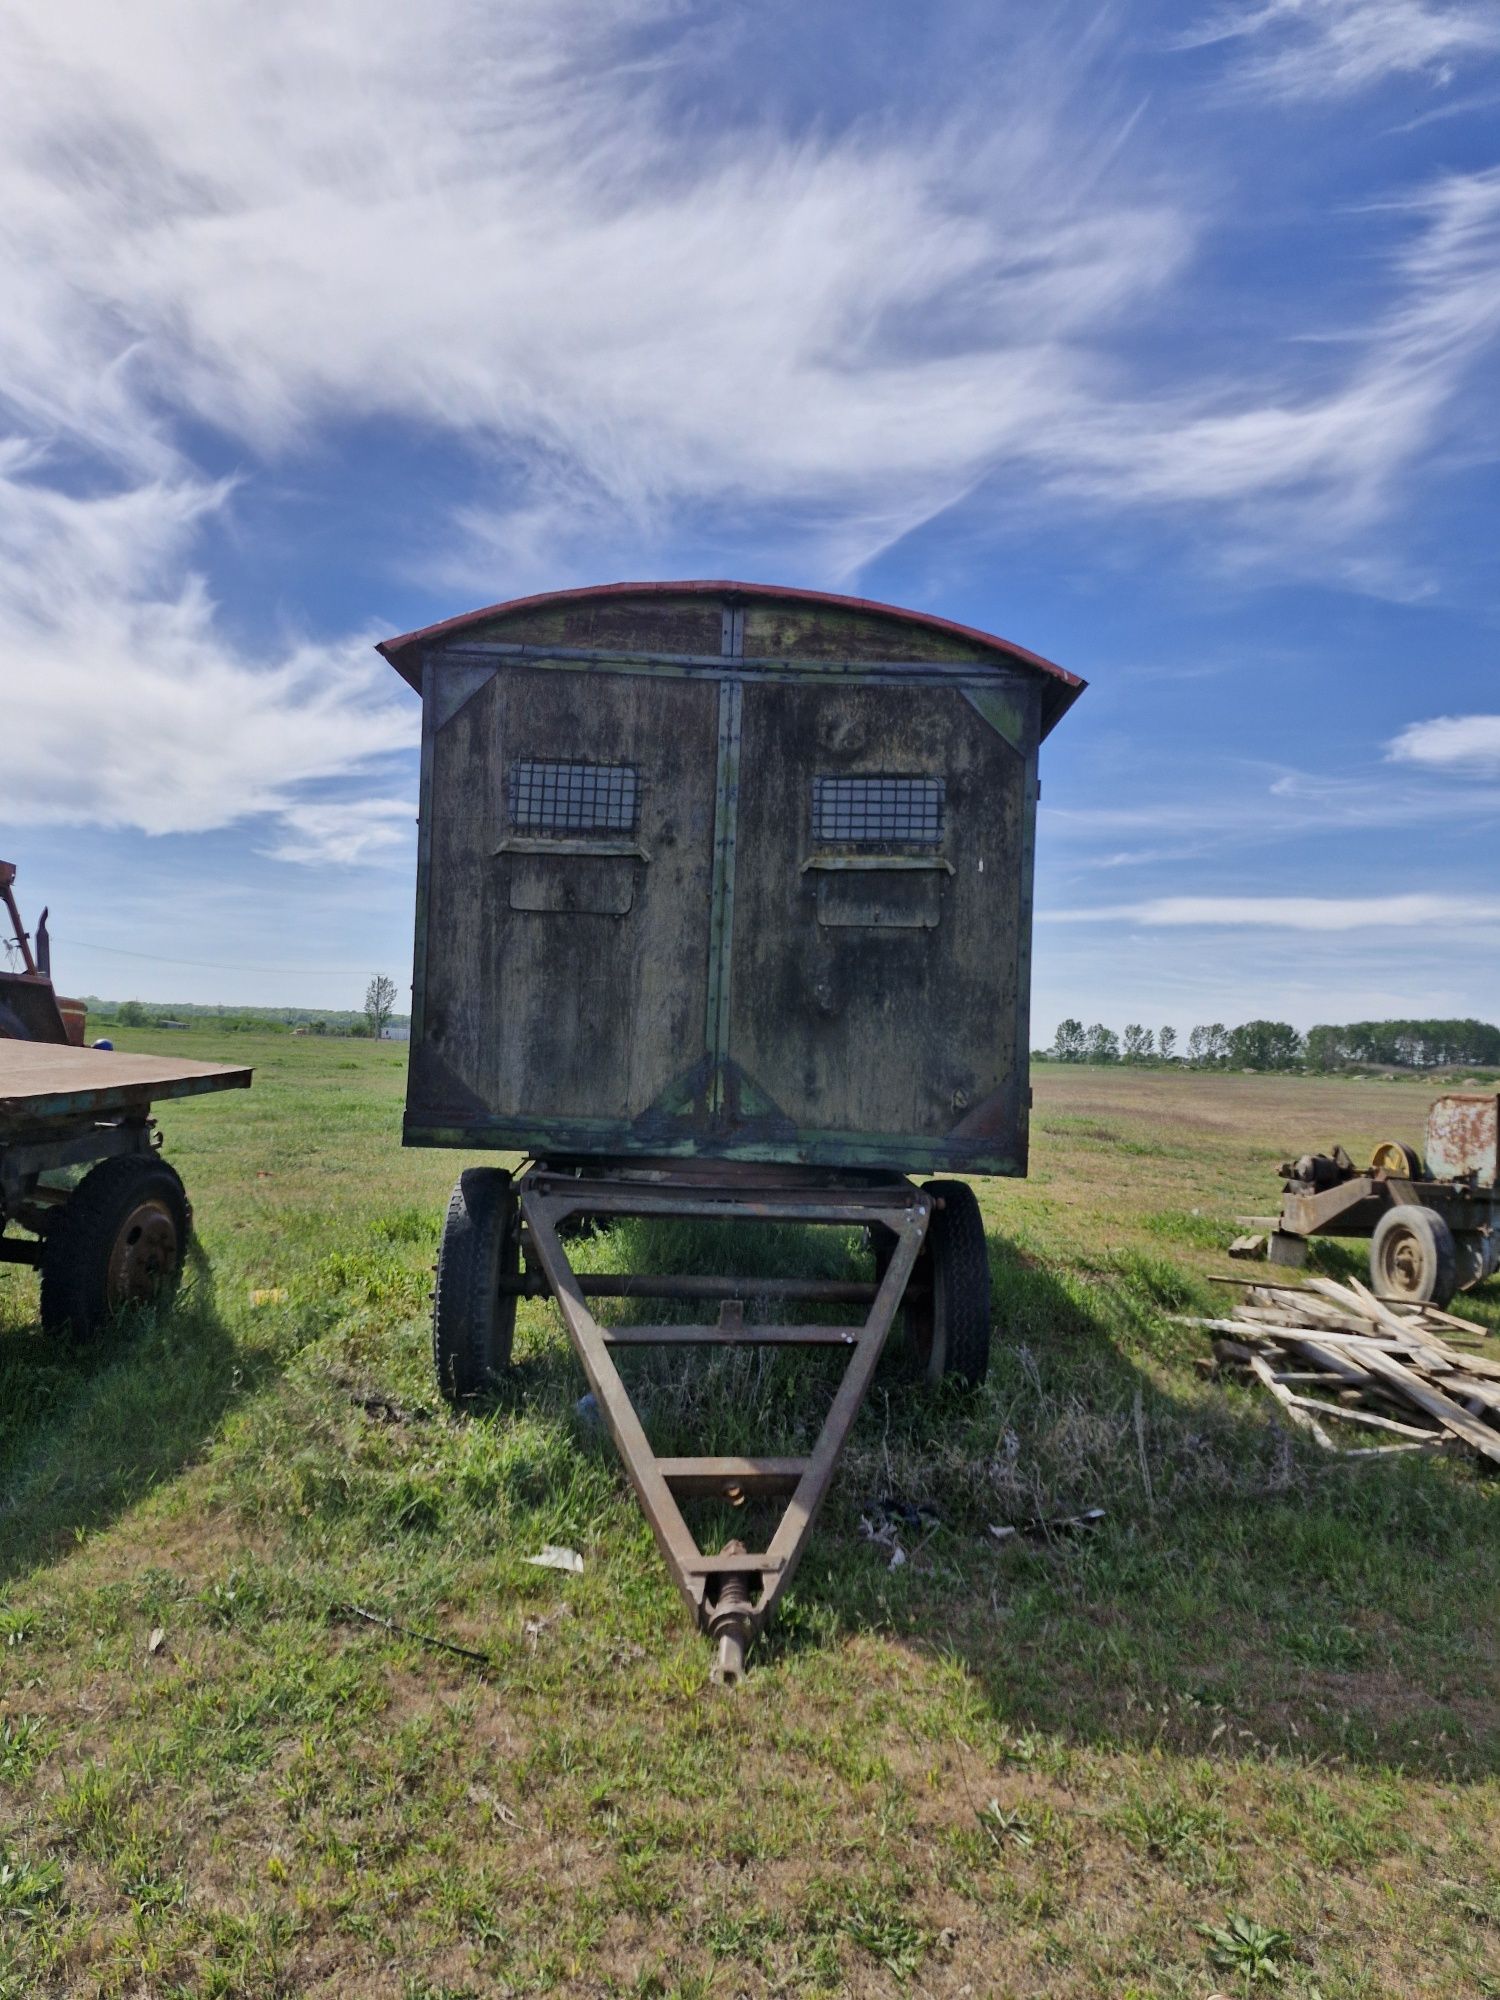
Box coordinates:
[812,775,943,847]
[509,760,639,835]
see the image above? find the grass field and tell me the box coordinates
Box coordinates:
[2,1036,1497,1998]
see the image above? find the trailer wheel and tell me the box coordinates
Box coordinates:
[433,1168,519,1402]
[1370,1205,1457,1308]
[39,1154,190,1340]
[1453,1231,1490,1294]
[905,1181,991,1388]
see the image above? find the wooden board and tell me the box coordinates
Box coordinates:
[0,1040,252,1128]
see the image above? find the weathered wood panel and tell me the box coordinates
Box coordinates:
[415,663,719,1128]
[726,680,1033,1154]
[740,601,991,663]
[458,592,724,658]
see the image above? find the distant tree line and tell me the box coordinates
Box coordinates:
[1044,1016,1500,1074]
[1302,1019,1500,1071]
[91,997,407,1038]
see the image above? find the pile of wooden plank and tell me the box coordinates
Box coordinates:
[1183,1276,1500,1465]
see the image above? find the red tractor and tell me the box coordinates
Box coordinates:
[1,859,87,1045]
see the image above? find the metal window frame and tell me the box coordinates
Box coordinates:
[508,758,641,837]
[811,773,944,849]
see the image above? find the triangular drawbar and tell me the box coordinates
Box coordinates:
[518,1170,933,1682]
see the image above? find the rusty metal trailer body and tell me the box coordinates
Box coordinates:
[0,1040,251,1335]
[1273,1094,1500,1306]
[380,581,1081,1676]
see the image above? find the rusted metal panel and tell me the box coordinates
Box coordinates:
[1279,1178,1389,1237]
[1,859,85,1045]
[1425,1094,1500,1182]
[0,972,73,1045]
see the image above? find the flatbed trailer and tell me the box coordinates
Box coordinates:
[0,1041,251,1336]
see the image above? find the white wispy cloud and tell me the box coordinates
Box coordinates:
[0,2,1192,562]
[1388,713,1500,769]
[3,0,1499,859]
[1181,0,1500,99]
[1031,166,1500,567]
[1044,755,1500,852]
[265,798,417,867]
[0,454,414,840]
[1043,892,1500,928]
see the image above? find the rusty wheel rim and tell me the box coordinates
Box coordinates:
[105,1197,182,1308]
[1378,1228,1424,1297]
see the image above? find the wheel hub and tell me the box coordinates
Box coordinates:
[1383,1232,1422,1294]
[105,1198,181,1306]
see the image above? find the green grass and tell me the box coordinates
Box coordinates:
[1,1034,1497,1996]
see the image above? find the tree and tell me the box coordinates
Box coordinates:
[1228,1019,1303,1071]
[1053,1018,1086,1062]
[1187,1023,1229,1067]
[1304,1024,1347,1073]
[365,974,398,1040]
[1085,1022,1120,1064]
[1158,1025,1177,1063]
[1122,1024,1154,1062]
[117,999,147,1027]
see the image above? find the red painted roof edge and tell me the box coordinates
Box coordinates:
[376,579,1085,730]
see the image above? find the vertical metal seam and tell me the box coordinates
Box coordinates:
[704,605,745,1116]
[410,653,437,1049]
[1015,733,1039,1156]
[712,681,742,1092]
[704,682,743,1115]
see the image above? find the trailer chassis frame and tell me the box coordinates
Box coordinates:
[516,1165,933,1683]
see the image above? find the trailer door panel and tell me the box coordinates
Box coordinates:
[418,663,721,1126]
[725,677,1029,1158]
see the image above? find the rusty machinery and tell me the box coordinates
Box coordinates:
[1271,1094,1500,1308]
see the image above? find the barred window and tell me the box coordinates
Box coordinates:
[812,775,943,847]
[509,760,639,835]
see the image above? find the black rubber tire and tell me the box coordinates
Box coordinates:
[1452,1231,1489,1294]
[433,1168,519,1402]
[906,1180,991,1388]
[1370,1204,1457,1309]
[39,1154,190,1341]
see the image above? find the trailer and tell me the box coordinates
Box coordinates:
[2,857,253,1336]
[380,579,1082,1679]
[0,1036,250,1336]
[1270,1094,1500,1309]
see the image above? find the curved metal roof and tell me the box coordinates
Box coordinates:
[377,579,1085,732]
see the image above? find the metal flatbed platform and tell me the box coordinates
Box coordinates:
[0,1041,251,1129]
[2,1041,254,1334]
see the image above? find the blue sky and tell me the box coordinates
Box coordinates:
[3,0,1499,1040]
